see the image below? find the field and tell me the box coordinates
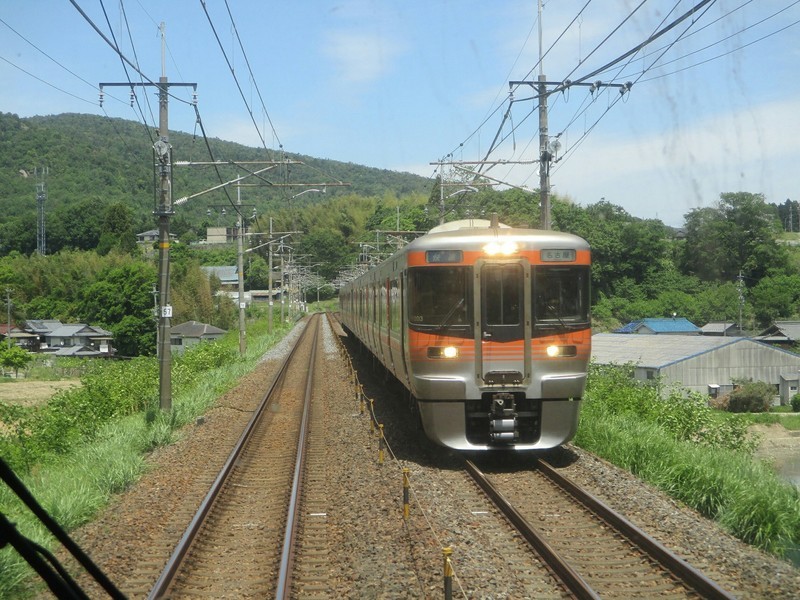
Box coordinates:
[0,379,81,408]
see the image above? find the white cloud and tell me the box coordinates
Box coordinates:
[323,31,403,84]
[502,98,800,226]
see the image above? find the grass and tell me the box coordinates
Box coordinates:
[737,409,800,430]
[575,366,800,558]
[0,315,294,598]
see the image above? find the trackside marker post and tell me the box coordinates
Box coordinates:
[402,468,410,520]
[378,424,385,464]
[443,547,454,600]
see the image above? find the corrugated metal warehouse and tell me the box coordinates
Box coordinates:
[591,333,800,404]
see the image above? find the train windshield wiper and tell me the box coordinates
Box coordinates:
[436,298,465,331]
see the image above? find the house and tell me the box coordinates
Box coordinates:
[592,333,800,405]
[614,317,701,335]
[201,266,239,289]
[700,321,741,336]
[1,324,38,350]
[24,320,114,356]
[136,230,160,244]
[170,321,227,354]
[756,321,800,348]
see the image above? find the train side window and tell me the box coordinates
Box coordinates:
[390,278,401,333]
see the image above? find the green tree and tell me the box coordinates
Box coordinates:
[96,202,137,255]
[296,229,353,281]
[78,262,157,356]
[1,345,33,377]
[681,192,787,283]
[748,274,800,327]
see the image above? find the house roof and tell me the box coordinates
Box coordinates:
[49,345,105,357]
[700,321,739,334]
[614,317,700,334]
[592,333,743,369]
[25,319,64,334]
[200,266,239,285]
[758,321,800,342]
[48,324,113,338]
[170,320,227,338]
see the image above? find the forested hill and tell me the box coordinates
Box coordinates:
[0,111,431,254]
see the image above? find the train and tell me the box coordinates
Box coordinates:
[338,217,591,451]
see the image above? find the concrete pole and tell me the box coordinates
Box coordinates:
[268,217,274,334]
[156,70,172,411]
[237,181,246,356]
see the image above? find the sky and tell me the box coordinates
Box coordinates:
[1,0,798,227]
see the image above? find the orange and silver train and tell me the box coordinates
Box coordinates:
[338,218,591,451]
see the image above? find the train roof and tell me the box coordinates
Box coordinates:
[427,218,511,233]
[406,219,590,251]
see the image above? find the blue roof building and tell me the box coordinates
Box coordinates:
[614,317,701,335]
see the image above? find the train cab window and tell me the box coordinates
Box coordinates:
[408,266,472,338]
[532,265,590,336]
[483,264,521,326]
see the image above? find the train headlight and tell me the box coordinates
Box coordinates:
[428,346,460,359]
[546,345,577,358]
[483,240,518,256]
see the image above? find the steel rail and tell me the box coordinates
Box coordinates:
[535,457,736,600]
[275,316,320,599]
[464,459,600,600]
[147,316,317,599]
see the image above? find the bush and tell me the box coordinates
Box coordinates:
[727,380,774,413]
[791,394,800,412]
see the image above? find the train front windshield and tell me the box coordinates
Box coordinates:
[533,265,591,335]
[408,266,472,337]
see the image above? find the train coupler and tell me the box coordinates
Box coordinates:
[488,392,519,442]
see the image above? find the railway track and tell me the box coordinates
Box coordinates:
[148,313,324,599]
[466,457,736,600]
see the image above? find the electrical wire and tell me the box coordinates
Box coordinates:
[222,0,283,151]
[0,54,96,106]
[198,0,275,156]
[471,0,720,192]
[624,2,800,83]
[67,0,195,107]
[118,0,158,129]
[98,0,155,143]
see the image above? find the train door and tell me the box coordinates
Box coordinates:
[475,260,531,385]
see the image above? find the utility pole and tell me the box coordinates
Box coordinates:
[100,22,196,411]
[207,199,253,355]
[258,218,300,333]
[4,288,12,349]
[269,218,274,334]
[236,181,246,356]
[510,1,630,229]
[737,271,745,335]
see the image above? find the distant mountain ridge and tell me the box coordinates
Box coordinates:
[0,112,431,251]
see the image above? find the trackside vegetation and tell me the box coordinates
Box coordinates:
[0,317,292,597]
[576,363,800,557]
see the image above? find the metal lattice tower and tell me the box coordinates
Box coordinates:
[35,167,48,255]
